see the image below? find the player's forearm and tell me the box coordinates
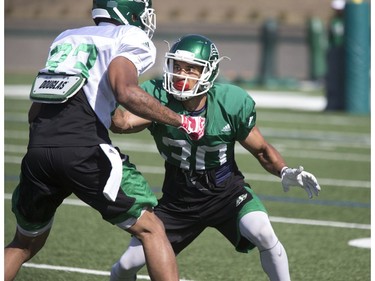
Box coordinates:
[110,108,151,134]
[256,144,287,177]
[118,85,181,127]
[108,56,182,128]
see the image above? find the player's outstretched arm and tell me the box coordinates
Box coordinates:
[240,126,320,198]
[240,126,286,177]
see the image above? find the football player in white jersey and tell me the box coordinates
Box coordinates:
[109,34,321,281]
[4,1,205,281]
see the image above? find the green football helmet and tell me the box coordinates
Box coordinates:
[92,0,156,38]
[163,34,227,101]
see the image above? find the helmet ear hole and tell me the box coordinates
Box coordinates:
[131,14,138,22]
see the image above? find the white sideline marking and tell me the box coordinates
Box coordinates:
[22,263,195,281]
[250,91,327,111]
[4,194,369,230]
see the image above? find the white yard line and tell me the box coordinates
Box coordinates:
[22,263,195,281]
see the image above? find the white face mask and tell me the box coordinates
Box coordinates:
[163,55,216,101]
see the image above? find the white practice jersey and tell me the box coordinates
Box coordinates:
[39,22,156,129]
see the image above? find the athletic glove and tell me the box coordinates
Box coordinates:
[179,115,205,141]
[280,166,321,199]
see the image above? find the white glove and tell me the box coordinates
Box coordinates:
[280,166,321,199]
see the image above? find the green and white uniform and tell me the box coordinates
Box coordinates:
[144,80,254,170]
[141,79,267,253]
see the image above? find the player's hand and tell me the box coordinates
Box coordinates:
[179,115,205,141]
[280,166,321,199]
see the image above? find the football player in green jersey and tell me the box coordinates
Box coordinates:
[110,34,321,281]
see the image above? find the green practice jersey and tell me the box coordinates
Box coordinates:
[141,80,256,171]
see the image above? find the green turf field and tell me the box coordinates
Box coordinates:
[4,92,370,281]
